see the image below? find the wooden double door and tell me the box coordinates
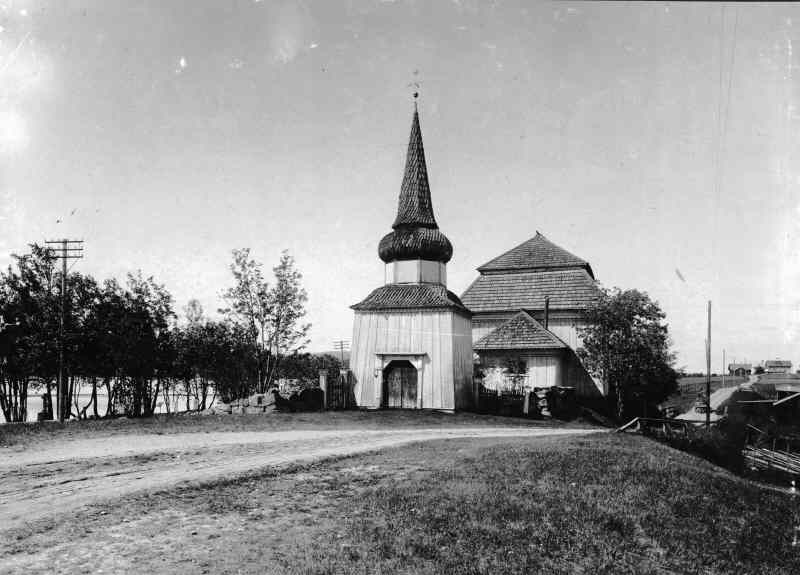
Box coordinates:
[383,360,418,409]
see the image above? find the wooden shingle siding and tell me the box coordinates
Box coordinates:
[461,269,600,313]
[473,311,566,351]
[392,108,438,229]
[379,227,453,264]
[352,283,471,314]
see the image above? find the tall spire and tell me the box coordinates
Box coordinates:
[392,102,437,229]
[378,101,452,264]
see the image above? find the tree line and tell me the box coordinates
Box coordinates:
[0,244,338,423]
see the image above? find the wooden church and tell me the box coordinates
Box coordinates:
[349,103,474,411]
[460,233,605,398]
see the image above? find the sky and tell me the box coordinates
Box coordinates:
[1,0,799,372]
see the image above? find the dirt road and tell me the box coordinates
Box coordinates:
[0,426,599,531]
[676,384,739,423]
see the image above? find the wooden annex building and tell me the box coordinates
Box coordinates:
[460,233,605,398]
[349,103,474,411]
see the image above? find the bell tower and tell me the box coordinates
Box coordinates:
[349,100,474,411]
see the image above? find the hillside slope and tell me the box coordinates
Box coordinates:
[2,433,797,574]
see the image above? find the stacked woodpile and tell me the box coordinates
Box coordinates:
[743,446,800,478]
[476,385,578,419]
[271,388,324,412]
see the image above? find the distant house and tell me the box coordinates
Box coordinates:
[764,360,792,374]
[728,363,752,377]
[460,233,604,398]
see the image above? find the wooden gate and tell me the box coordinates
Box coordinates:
[383,360,418,409]
[327,370,354,410]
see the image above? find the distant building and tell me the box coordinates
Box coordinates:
[460,233,604,397]
[728,363,752,377]
[764,360,792,374]
[349,102,473,411]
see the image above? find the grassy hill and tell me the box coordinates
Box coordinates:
[4,431,797,574]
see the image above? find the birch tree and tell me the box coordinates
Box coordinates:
[221,249,310,393]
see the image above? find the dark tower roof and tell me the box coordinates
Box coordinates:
[378,105,452,264]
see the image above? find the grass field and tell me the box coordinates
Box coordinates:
[2,432,797,574]
[0,410,579,448]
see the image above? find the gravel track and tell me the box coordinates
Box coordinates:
[0,426,599,531]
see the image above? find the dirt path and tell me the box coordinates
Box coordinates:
[0,427,599,531]
[676,384,739,423]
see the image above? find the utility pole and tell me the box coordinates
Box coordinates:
[45,239,83,423]
[722,348,726,388]
[706,300,712,429]
[333,340,350,368]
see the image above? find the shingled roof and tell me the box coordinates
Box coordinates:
[474,311,567,351]
[379,105,452,264]
[477,232,594,278]
[460,269,600,313]
[352,283,470,314]
[393,106,437,229]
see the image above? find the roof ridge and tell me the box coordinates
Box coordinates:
[473,309,566,350]
[477,233,593,278]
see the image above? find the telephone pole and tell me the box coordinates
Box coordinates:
[722,348,726,388]
[706,300,712,429]
[45,239,83,423]
[333,340,350,368]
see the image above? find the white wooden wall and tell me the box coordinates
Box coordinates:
[471,314,587,350]
[480,352,560,388]
[350,310,473,410]
[451,313,475,410]
[477,350,604,398]
[525,355,560,388]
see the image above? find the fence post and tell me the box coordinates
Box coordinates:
[340,369,349,409]
[319,370,328,409]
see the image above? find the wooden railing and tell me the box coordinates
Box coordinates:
[617,417,697,439]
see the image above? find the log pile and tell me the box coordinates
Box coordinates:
[743,446,800,476]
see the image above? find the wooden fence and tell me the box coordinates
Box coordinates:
[617,417,697,439]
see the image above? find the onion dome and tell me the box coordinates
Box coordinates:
[379,104,453,264]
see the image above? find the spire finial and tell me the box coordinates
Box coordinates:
[408,69,420,111]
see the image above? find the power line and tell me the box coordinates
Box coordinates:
[44,239,83,423]
[333,339,350,367]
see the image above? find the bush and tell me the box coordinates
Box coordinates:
[663,421,747,473]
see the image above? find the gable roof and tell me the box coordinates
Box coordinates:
[461,268,601,313]
[352,283,470,315]
[477,232,594,278]
[474,311,567,351]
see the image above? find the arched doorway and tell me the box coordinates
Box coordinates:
[382,360,418,409]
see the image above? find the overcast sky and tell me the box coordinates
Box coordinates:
[1,1,799,372]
